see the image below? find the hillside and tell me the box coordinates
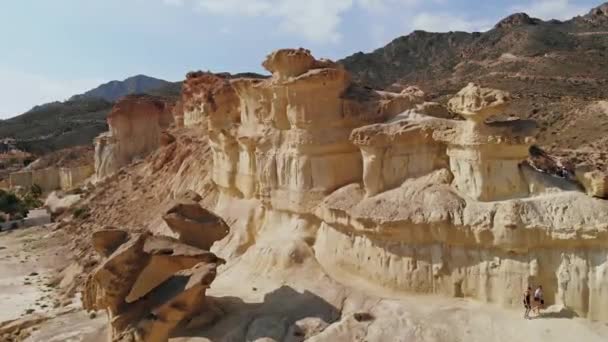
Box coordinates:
[340,3,608,153]
[0,76,179,156]
[70,75,174,102]
[0,98,112,155]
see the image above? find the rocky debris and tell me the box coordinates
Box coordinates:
[82,230,224,342]
[162,195,230,250]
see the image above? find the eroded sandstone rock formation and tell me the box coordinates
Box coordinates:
[83,48,608,342]
[181,49,608,322]
[94,95,174,180]
[83,227,225,341]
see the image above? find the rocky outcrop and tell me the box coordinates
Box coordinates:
[94,95,174,180]
[494,13,540,29]
[204,48,424,215]
[81,48,608,342]
[83,229,224,342]
[314,82,608,321]
[188,50,608,322]
[180,72,237,129]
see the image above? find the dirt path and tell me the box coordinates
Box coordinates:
[0,223,68,323]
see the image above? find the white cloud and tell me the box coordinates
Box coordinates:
[192,0,353,43]
[410,13,492,33]
[164,0,430,43]
[0,67,101,119]
[512,0,588,20]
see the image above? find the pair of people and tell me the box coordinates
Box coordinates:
[523,285,544,319]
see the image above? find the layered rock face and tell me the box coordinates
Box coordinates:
[315,83,608,321]
[94,95,174,180]
[184,50,608,322]
[200,48,425,215]
[8,165,93,192]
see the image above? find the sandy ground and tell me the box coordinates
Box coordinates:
[0,213,107,342]
[0,225,60,322]
[1,218,607,341]
[0,209,51,232]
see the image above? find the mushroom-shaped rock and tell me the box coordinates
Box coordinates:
[447,83,511,123]
[263,48,318,81]
[442,84,536,201]
[163,200,230,250]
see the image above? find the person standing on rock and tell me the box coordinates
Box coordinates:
[523,286,532,319]
[533,285,544,316]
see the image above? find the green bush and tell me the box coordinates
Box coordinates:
[21,185,43,210]
[0,190,29,219]
[29,184,42,198]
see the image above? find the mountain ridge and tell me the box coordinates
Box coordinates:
[69,74,174,102]
[339,2,608,152]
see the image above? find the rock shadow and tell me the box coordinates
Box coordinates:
[174,285,340,341]
[535,307,579,320]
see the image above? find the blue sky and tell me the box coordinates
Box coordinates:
[0,0,602,118]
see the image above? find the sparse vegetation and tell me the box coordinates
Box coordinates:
[21,185,43,209]
[0,190,29,220]
[72,206,90,220]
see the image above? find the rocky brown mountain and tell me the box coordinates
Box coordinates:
[341,2,608,156]
[70,75,175,102]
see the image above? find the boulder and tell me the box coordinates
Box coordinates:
[82,232,224,342]
[163,200,230,250]
[576,165,608,198]
[44,191,81,221]
[92,228,130,257]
